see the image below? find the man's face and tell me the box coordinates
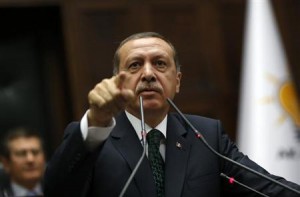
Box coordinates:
[2,137,45,187]
[118,37,182,116]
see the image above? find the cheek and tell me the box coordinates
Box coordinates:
[37,157,46,167]
[10,157,23,167]
[164,74,179,92]
[10,162,24,174]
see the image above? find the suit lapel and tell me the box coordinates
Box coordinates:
[165,115,191,197]
[110,112,157,197]
[110,112,192,197]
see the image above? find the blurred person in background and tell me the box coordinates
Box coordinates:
[0,127,45,197]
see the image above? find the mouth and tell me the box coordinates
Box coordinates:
[139,90,158,96]
[136,87,162,96]
[135,82,164,99]
[24,166,37,171]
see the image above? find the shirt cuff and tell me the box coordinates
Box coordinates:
[80,110,116,149]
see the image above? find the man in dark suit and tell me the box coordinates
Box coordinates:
[44,32,300,197]
[0,127,45,197]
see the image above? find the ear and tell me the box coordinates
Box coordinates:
[175,72,182,93]
[0,156,11,174]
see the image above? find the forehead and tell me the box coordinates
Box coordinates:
[118,37,174,60]
[8,137,41,150]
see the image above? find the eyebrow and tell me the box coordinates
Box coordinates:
[126,52,169,61]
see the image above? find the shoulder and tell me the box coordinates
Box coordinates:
[0,171,13,197]
[168,112,225,142]
[62,122,81,140]
[169,112,221,129]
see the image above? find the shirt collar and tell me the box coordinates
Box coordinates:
[11,181,42,196]
[125,111,167,140]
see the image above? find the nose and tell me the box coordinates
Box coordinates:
[141,63,156,82]
[25,152,35,162]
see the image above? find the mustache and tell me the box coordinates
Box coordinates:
[136,82,163,94]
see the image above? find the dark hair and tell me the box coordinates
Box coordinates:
[113,32,181,74]
[0,127,44,159]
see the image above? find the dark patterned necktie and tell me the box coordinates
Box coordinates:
[147,129,165,197]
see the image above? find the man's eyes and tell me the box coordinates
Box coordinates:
[15,151,27,157]
[154,60,167,70]
[14,149,42,157]
[126,60,168,72]
[127,62,141,72]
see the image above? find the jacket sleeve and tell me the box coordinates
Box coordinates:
[43,122,101,197]
[217,120,300,197]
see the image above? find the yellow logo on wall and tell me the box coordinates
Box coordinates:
[279,81,300,129]
[279,81,300,128]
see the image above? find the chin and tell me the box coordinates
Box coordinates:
[24,172,42,180]
[129,97,165,113]
[142,100,163,108]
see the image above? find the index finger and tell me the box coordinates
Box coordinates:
[114,71,128,89]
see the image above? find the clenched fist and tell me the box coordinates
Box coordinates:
[87,72,135,127]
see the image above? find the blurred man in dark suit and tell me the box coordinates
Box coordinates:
[0,127,45,197]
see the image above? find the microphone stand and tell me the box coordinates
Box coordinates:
[119,96,147,197]
[167,98,300,196]
[220,173,269,197]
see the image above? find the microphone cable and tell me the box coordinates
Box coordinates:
[167,98,300,196]
[220,173,269,197]
[119,96,147,197]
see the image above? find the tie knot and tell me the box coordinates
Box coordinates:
[146,129,164,146]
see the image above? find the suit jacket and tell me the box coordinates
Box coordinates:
[0,172,13,197]
[44,112,300,197]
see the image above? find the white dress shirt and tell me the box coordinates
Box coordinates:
[11,181,42,197]
[80,110,167,159]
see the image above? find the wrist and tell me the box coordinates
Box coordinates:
[87,111,112,127]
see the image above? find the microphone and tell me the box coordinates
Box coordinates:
[139,96,147,147]
[220,173,269,197]
[166,98,300,196]
[119,96,147,197]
